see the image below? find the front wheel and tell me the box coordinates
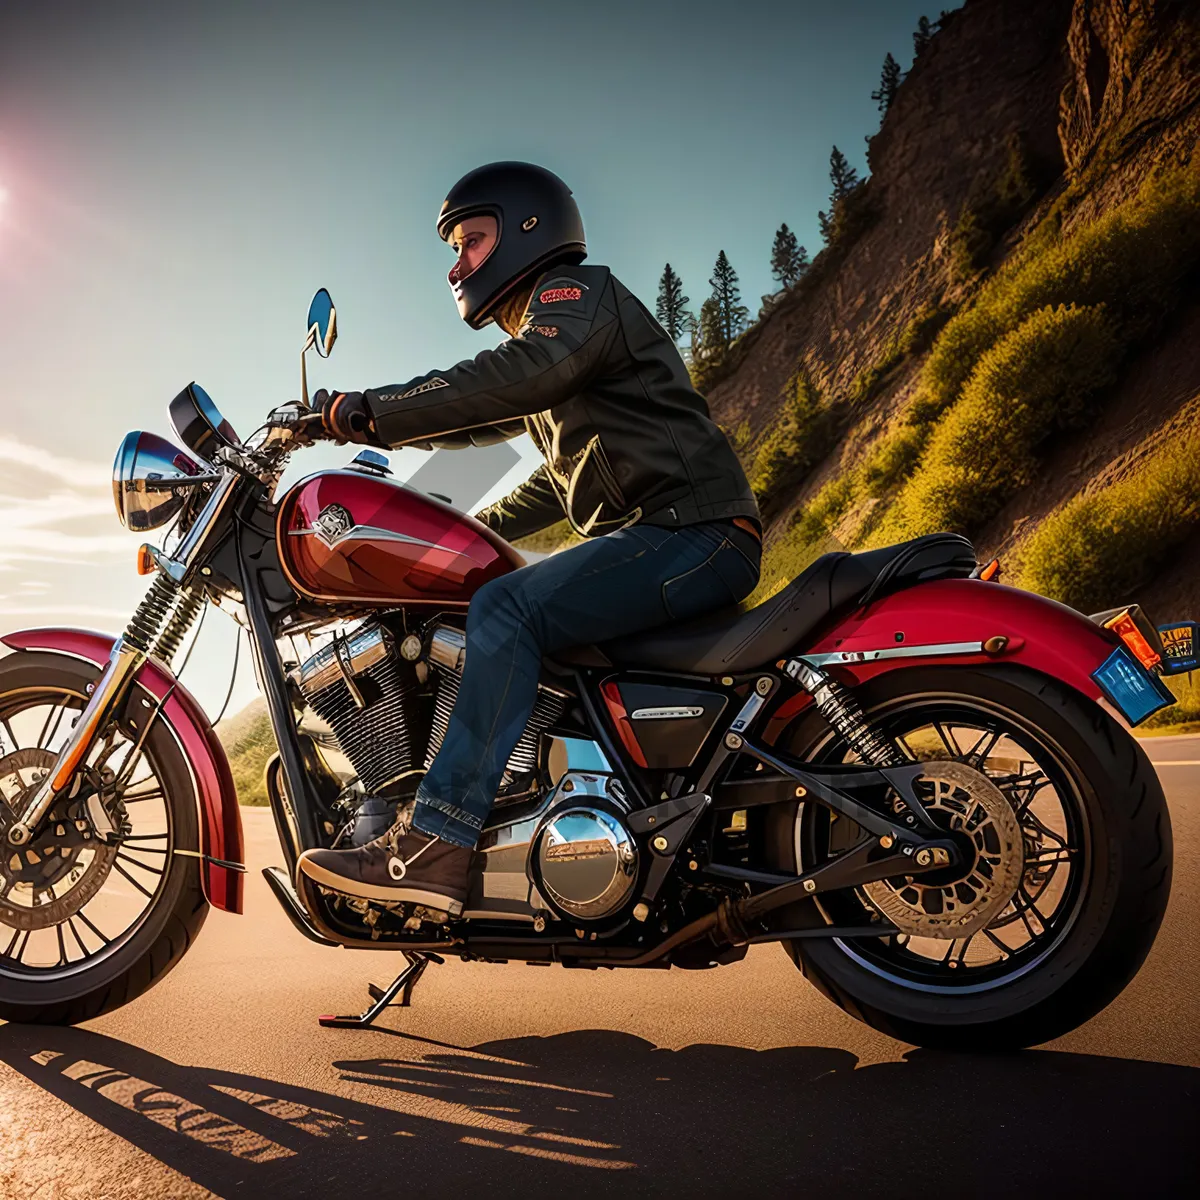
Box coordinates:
[767,665,1172,1049]
[0,651,209,1024]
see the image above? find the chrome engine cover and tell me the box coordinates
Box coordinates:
[534,800,638,921]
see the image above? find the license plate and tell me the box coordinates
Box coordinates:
[1092,646,1175,725]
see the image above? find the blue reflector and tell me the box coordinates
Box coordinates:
[1092,646,1175,726]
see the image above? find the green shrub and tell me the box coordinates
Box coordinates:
[792,473,858,544]
[861,422,926,496]
[881,304,1118,541]
[1143,673,1200,731]
[748,373,835,516]
[1019,428,1200,613]
[219,708,277,806]
[919,162,1200,423]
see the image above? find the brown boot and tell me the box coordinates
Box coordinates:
[297,823,473,915]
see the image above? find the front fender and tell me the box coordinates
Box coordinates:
[0,628,245,914]
[767,579,1122,737]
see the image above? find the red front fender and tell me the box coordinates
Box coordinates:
[767,579,1122,736]
[1,628,244,914]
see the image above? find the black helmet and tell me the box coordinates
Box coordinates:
[437,161,586,329]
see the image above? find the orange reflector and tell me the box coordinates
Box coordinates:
[1104,610,1161,670]
[136,545,155,575]
[980,558,1000,582]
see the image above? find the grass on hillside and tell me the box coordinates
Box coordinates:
[875,303,1117,542]
[1142,671,1200,732]
[763,161,1200,599]
[217,704,276,806]
[1019,428,1200,613]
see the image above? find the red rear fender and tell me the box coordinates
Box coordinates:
[0,628,245,914]
[767,579,1121,736]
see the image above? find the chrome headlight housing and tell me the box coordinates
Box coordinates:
[112,431,206,532]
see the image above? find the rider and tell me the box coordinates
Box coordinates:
[296,162,761,916]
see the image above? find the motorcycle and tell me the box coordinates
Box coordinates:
[0,289,1177,1048]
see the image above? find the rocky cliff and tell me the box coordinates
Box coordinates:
[709,0,1200,623]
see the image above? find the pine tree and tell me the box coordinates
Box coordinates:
[913,15,933,58]
[708,250,749,347]
[693,296,723,360]
[829,146,859,201]
[817,210,832,244]
[871,52,903,114]
[770,224,809,289]
[655,263,691,342]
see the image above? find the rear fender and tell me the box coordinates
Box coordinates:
[766,579,1122,737]
[0,628,245,914]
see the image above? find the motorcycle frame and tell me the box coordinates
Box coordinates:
[0,469,1128,947]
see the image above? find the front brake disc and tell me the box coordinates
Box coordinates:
[0,748,119,932]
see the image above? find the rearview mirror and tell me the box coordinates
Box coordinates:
[306,288,337,357]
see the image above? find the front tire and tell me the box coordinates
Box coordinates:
[0,651,209,1025]
[768,665,1172,1049]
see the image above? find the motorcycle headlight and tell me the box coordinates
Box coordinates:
[112,431,206,532]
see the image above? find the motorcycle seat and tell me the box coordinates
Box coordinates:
[558,533,976,676]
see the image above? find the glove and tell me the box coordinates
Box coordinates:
[314,389,382,445]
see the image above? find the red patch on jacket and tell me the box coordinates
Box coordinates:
[538,287,583,304]
[529,324,559,338]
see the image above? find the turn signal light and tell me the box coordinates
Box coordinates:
[979,559,1000,581]
[136,545,156,575]
[1104,610,1162,670]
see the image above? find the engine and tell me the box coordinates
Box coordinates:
[294,619,567,803]
[294,619,641,923]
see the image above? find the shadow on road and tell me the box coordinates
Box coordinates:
[2,1023,1197,1198]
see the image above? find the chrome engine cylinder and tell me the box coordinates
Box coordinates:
[295,624,418,795]
[423,623,567,779]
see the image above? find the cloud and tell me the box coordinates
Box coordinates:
[0,437,112,489]
[0,436,135,573]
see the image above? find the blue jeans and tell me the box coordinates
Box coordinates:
[413,521,761,848]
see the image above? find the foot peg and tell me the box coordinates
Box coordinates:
[318,951,443,1029]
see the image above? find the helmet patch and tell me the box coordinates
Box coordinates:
[538,287,583,304]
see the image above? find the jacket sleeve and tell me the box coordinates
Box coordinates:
[407,417,526,453]
[473,464,564,542]
[365,272,616,448]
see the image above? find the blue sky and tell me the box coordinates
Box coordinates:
[0,0,958,714]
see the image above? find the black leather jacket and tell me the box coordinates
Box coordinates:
[366,264,759,541]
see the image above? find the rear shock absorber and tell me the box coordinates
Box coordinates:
[785,659,903,767]
[123,575,180,653]
[152,586,204,666]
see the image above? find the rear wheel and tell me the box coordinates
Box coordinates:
[767,666,1172,1049]
[0,651,208,1024]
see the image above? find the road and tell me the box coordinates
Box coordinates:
[2,739,1198,1199]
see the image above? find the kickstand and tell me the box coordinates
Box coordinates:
[318,951,444,1029]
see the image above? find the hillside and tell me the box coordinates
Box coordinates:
[704,0,1200,629]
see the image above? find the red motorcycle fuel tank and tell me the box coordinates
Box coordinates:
[277,469,524,606]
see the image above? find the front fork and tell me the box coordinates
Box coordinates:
[5,575,199,846]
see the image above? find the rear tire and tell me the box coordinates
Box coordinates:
[767,665,1172,1049]
[0,651,209,1025]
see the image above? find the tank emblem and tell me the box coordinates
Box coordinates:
[292,504,471,557]
[313,503,353,545]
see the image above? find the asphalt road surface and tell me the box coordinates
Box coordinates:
[3,738,1198,1199]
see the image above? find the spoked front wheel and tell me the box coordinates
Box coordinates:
[0,651,208,1024]
[768,665,1172,1049]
